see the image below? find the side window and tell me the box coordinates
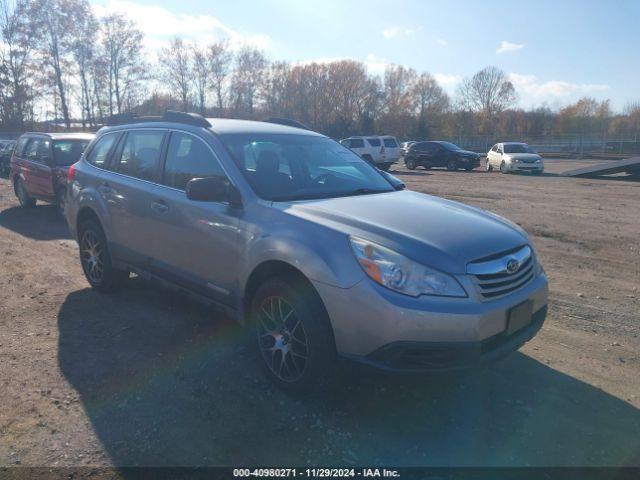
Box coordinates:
[163,132,225,191]
[24,138,50,163]
[366,138,381,147]
[497,145,504,154]
[350,139,364,148]
[14,137,29,157]
[115,130,165,182]
[86,133,118,168]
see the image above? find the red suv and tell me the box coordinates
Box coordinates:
[10,132,94,213]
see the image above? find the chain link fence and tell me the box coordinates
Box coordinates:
[437,134,640,158]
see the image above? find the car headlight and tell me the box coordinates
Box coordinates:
[350,237,467,297]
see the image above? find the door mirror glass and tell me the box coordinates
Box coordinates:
[186,176,240,205]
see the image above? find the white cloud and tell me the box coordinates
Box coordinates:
[365,53,389,75]
[434,73,459,86]
[496,40,525,54]
[436,38,447,46]
[382,27,416,39]
[92,0,271,52]
[509,73,610,99]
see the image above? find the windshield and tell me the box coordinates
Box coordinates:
[438,141,462,151]
[53,139,90,166]
[220,134,394,201]
[504,143,536,154]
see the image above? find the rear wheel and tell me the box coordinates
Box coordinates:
[465,164,475,171]
[422,164,431,170]
[251,275,336,395]
[500,161,508,174]
[446,159,458,171]
[78,219,129,292]
[378,163,390,171]
[15,178,36,208]
[405,158,417,170]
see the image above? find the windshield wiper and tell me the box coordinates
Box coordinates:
[336,188,392,197]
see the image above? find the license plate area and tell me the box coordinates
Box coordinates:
[507,300,533,335]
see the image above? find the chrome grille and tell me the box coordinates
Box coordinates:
[467,246,535,299]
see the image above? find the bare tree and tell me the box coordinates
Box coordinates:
[158,37,192,111]
[29,0,92,129]
[230,47,267,116]
[0,0,35,129]
[457,66,516,116]
[70,6,97,127]
[412,72,450,137]
[191,45,208,114]
[207,41,232,112]
[101,13,145,116]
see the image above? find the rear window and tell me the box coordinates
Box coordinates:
[53,139,90,166]
[383,138,398,148]
[367,138,381,147]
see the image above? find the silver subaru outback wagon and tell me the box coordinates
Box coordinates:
[65,111,548,393]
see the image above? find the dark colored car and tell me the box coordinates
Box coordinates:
[10,132,94,213]
[404,141,481,171]
[0,140,16,177]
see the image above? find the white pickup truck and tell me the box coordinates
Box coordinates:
[340,136,400,171]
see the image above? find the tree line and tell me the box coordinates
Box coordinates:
[1,0,639,140]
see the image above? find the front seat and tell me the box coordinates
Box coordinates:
[254,151,293,198]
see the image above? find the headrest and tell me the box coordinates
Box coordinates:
[256,151,280,173]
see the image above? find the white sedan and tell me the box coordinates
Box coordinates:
[486,142,544,174]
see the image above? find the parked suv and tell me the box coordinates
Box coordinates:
[486,142,544,174]
[0,140,16,177]
[10,132,93,212]
[404,141,481,171]
[340,136,399,171]
[66,112,548,393]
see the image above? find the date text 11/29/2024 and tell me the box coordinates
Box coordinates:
[233,468,400,478]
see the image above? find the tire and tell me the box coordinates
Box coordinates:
[251,275,336,395]
[485,160,493,172]
[465,165,475,171]
[15,178,36,208]
[378,163,390,172]
[78,219,129,292]
[405,158,417,170]
[500,161,508,174]
[446,159,458,171]
[422,165,431,170]
[56,187,67,216]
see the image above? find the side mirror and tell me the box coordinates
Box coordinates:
[186,176,241,206]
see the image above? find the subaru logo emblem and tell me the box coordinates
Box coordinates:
[506,258,520,274]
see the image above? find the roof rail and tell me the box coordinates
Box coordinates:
[264,117,311,130]
[106,111,211,128]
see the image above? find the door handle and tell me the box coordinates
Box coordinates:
[151,200,169,213]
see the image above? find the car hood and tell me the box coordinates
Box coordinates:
[280,190,529,274]
[506,153,541,161]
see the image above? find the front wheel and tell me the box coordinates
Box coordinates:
[405,158,417,170]
[500,161,509,174]
[78,219,129,292]
[252,275,336,395]
[446,159,458,171]
[15,178,36,208]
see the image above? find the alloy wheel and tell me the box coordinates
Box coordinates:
[257,296,309,383]
[81,229,104,284]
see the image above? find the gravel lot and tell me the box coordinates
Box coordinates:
[1,158,639,469]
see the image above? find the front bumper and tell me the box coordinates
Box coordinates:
[313,271,548,371]
[509,162,544,172]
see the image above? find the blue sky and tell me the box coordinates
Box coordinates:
[91,0,640,111]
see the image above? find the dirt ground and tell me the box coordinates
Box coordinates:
[0,158,639,469]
